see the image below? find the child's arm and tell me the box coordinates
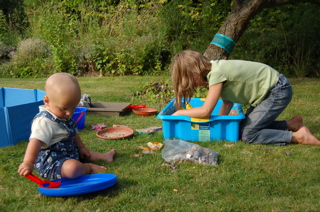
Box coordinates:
[172,82,223,118]
[218,100,234,115]
[74,134,90,160]
[18,138,43,176]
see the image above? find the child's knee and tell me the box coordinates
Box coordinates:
[61,159,84,178]
[242,129,257,144]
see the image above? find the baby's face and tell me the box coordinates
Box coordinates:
[45,95,79,120]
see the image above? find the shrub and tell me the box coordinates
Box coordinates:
[1,1,319,77]
[0,38,52,77]
[13,38,49,61]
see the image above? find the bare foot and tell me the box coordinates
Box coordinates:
[291,126,320,145]
[88,149,116,162]
[88,163,107,173]
[103,149,116,163]
[287,115,303,131]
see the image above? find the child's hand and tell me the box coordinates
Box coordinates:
[18,162,34,176]
[172,110,183,116]
[79,147,90,160]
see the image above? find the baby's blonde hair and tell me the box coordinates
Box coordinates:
[170,50,212,109]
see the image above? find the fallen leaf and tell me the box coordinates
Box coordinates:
[140,147,151,150]
[147,142,163,150]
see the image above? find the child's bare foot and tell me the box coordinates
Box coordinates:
[291,126,320,145]
[287,115,303,131]
[88,149,116,162]
[103,149,116,163]
[88,163,107,173]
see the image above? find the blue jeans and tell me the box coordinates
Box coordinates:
[240,74,293,145]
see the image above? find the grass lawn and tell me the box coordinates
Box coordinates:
[0,76,320,212]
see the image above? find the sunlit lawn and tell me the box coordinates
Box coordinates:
[0,76,320,212]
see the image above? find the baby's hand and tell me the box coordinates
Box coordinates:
[79,147,90,160]
[18,162,34,176]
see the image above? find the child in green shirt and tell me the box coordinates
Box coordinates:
[170,50,319,145]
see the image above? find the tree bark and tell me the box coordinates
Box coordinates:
[203,0,311,60]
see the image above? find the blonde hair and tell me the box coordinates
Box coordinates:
[170,50,212,109]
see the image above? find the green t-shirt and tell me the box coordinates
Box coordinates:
[207,60,280,106]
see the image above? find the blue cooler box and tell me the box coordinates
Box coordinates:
[157,98,245,142]
[0,87,45,147]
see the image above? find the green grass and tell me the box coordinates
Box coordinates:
[0,77,320,212]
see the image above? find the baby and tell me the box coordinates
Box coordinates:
[18,73,116,179]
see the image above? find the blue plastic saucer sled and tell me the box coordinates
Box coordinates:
[32,174,117,197]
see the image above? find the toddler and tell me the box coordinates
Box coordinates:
[18,73,116,179]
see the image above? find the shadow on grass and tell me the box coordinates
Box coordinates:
[52,177,138,200]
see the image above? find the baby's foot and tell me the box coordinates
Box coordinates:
[292,126,320,145]
[103,149,116,163]
[287,115,303,131]
[88,163,107,173]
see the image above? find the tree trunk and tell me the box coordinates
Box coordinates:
[204,0,309,60]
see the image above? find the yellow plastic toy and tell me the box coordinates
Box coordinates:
[180,103,192,110]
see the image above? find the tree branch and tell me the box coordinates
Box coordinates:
[204,0,319,60]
